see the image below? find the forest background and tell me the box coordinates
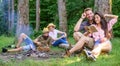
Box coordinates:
[0,0,120,38]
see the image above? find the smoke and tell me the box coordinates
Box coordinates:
[0,0,33,37]
[0,0,2,2]
[16,21,32,38]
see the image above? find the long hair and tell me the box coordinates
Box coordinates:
[93,12,109,38]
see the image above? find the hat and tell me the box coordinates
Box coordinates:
[47,23,56,28]
[42,27,49,33]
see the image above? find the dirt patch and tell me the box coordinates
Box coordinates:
[0,50,65,62]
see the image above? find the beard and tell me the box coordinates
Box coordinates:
[42,35,49,40]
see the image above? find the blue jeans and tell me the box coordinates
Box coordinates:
[52,38,68,46]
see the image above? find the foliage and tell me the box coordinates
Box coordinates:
[30,30,42,39]
[29,0,58,30]
[0,0,9,35]
[0,35,14,51]
[66,0,94,36]
[0,0,120,37]
[112,0,120,37]
[30,0,94,37]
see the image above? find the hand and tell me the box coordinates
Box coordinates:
[100,38,107,43]
[104,14,108,17]
[84,26,92,33]
[15,46,17,49]
[81,13,86,19]
[88,29,93,33]
[35,42,42,46]
[54,38,59,41]
[84,31,90,36]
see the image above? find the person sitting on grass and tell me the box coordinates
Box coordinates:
[73,8,94,44]
[2,27,53,53]
[34,27,53,52]
[84,12,118,60]
[47,23,69,49]
[64,12,118,61]
[63,8,95,57]
[72,8,95,54]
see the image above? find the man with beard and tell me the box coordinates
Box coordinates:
[2,28,53,53]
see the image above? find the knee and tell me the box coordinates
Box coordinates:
[73,32,79,38]
[74,32,83,37]
[108,43,112,51]
[17,47,23,51]
[20,33,27,38]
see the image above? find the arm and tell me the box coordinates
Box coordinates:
[33,36,42,46]
[74,18,84,32]
[74,13,86,32]
[57,30,67,40]
[84,31,90,36]
[48,37,54,46]
[104,14,118,19]
[105,14,118,31]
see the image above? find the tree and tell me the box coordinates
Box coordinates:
[35,0,40,32]
[11,0,14,34]
[8,0,14,35]
[57,0,67,33]
[16,0,30,38]
[94,0,112,14]
[8,0,11,34]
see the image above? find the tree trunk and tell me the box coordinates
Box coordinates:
[8,0,12,35]
[57,0,67,33]
[8,0,14,35]
[35,0,40,32]
[16,0,30,38]
[11,0,14,34]
[94,0,112,14]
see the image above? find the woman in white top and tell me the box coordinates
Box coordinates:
[47,23,68,46]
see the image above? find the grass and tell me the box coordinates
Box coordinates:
[0,36,120,66]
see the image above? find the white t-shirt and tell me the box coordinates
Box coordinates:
[49,29,59,40]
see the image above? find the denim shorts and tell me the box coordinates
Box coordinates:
[94,39,101,45]
[22,36,36,51]
[22,45,31,51]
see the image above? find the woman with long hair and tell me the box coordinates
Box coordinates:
[64,12,118,61]
[85,12,118,60]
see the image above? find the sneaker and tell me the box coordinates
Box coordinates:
[83,48,96,61]
[89,54,96,61]
[83,49,91,58]
[2,48,8,53]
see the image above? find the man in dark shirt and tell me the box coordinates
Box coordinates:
[69,8,95,58]
[63,8,95,58]
[73,8,94,43]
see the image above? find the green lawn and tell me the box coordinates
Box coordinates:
[0,36,120,66]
